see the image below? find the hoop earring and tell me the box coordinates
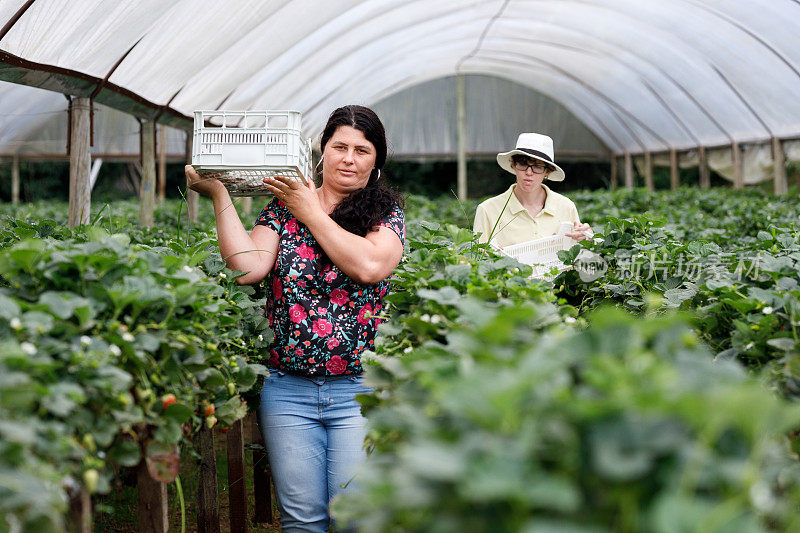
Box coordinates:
[376,168,381,180]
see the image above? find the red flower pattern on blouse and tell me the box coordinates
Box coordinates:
[330,289,349,306]
[326,355,347,374]
[326,337,340,350]
[289,304,306,323]
[254,200,404,376]
[296,243,316,259]
[312,319,333,337]
[357,303,373,325]
[272,276,282,298]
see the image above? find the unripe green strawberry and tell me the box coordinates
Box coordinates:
[83,469,99,493]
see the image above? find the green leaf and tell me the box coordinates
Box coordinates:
[108,439,141,467]
[769,337,797,351]
[195,368,225,387]
[163,403,194,424]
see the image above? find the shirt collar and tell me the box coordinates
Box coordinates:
[506,183,557,216]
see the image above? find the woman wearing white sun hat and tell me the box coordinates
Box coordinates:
[473,132,592,248]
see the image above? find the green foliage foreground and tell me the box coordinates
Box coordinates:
[0,201,270,531]
[2,189,800,532]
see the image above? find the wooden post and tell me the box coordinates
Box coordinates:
[68,97,91,227]
[140,120,156,226]
[158,124,167,203]
[137,461,168,533]
[643,151,654,191]
[732,142,744,189]
[186,131,199,224]
[669,149,679,190]
[623,152,634,188]
[67,487,91,533]
[240,197,252,216]
[196,426,221,533]
[698,145,710,189]
[772,137,787,195]
[251,414,273,524]
[609,155,618,189]
[456,73,467,201]
[227,418,248,533]
[11,154,20,203]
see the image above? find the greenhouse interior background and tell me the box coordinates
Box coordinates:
[1,0,799,209]
[4,1,800,532]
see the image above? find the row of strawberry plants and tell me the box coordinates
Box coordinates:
[554,188,800,399]
[0,202,270,531]
[335,204,800,531]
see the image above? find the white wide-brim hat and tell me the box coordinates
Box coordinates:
[496,133,566,182]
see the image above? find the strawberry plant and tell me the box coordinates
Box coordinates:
[337,304,800,532]
[0,200,269,530]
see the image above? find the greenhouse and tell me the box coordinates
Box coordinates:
[2,1,800,532]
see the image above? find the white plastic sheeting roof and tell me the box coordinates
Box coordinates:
[1,0,800,156]
[0,81,187,157]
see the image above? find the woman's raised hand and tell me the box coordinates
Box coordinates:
[566,221,593,241]
[185,165,226,198]
[262,174,322,224]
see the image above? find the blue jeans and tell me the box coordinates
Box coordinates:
[258,370,370,532]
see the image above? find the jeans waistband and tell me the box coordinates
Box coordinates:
[269,369,362,385]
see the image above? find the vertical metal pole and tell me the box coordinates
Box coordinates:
[158,124,167,202]
[698,145,710,189]
[186,131,199,223]
[609,155,618,189]
[11,154,20,203]
[772,137,787,195]
[643,151,654,191]
[140,120,156,226]
[456,73,467,201]
[732,142,744,189]
[623,152,634,188]
[68,97,91,227]
[669,149,679,190]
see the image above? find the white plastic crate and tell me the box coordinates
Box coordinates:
[191,110,312,197]
[496,222,576,278]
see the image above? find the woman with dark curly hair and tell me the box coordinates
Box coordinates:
[185,105,405,532]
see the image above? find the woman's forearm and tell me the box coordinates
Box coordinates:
[210,189,270,274]
[303,211,401,284]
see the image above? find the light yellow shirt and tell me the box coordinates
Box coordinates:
[473,184,581,248]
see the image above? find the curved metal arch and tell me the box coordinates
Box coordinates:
[682,0,800,81]
[476,40,698,147]
[0,0,37,42]
[455,0,510,71]
[239,1,744,149]
[316,38,656,152]
[522,0,793,142]
[302,52,634,153]
[481,34,735,145]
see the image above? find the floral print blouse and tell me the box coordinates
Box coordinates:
[254,198,405,377]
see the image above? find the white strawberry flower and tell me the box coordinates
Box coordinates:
[21,342,36,355]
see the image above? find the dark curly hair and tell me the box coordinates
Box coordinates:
[320,105,404,238]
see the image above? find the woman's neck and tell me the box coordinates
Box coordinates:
[513,183,547,212]
[317,186,346,214]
